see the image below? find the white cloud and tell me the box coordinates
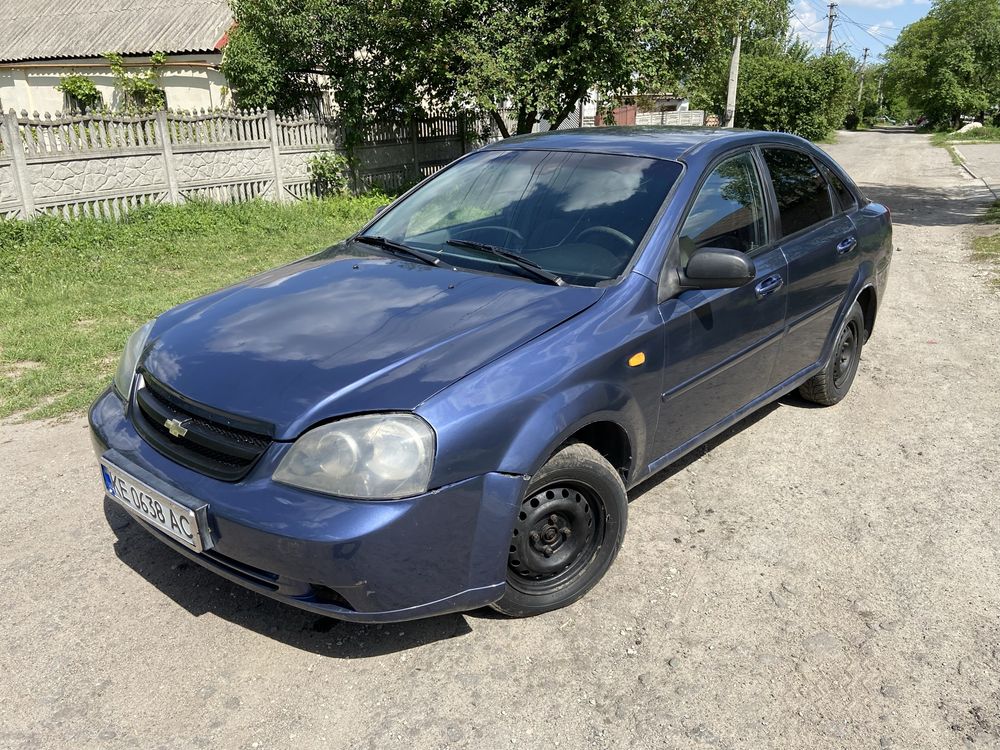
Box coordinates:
[789,1,826,49]
[868,19,896,34]
[839,0,904,8]
[913,0,931,5]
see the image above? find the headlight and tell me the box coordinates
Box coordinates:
[273,414,435,499]
[113,320,154,398]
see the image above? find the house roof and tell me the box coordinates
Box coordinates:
[0,0,233,63]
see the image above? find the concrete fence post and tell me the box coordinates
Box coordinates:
[2,109,35,219]
[155,110,180,205]
[409,117,420,184]
[266,110,287,203]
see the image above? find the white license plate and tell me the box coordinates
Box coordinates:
[101,460,207,552]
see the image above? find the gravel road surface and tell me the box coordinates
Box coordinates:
[2,129,999,750]
[954,143,1000,197]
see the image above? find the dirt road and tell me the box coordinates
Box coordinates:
[2,129,999,750]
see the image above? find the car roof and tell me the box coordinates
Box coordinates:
[478,126,812,162]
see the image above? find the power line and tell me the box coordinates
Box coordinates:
[792,12,824,34]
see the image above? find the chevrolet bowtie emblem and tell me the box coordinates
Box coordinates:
[164,418,189,438]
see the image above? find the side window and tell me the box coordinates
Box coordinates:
[762,149,834,237]
[818,162,856,212]
[678,152,768,265]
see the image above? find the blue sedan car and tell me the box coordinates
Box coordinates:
[90,127,892,622]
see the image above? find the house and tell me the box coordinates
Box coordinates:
[0,0,234,114]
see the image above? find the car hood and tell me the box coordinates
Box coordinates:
[141,243,604,439]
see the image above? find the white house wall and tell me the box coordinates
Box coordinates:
[0,54,228,114]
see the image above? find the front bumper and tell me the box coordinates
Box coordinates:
[89,388,527,622]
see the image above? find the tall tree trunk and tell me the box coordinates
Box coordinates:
[489,109,511,139]
[548,90,587,131]
[515,102,537,135]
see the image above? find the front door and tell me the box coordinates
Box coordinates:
[653,150,788,461]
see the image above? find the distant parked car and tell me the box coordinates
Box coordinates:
[91,127,892,622]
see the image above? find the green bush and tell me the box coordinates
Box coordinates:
[56,75,103,112]
[735,50,855,141]
[308,151,352,195]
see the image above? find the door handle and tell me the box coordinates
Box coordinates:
[837,236,858,254]
[755,274,784,299]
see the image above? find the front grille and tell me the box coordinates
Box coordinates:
[132,373,273,481]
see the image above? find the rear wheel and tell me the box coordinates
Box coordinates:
[491,443,628,617]
[798,301,865,406]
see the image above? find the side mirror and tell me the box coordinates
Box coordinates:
[373,203,391,218]
[682,247,756,290]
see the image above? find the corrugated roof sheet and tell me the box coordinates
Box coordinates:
[0,0,234,62]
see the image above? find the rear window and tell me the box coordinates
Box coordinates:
[762,149,834,237]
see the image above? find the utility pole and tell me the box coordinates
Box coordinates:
[723,33,742,128]
[825,2,838,56]
[857,47,869,105]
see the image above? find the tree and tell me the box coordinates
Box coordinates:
[884,0,1000,128]
[733,44,854,139]
[691,38,856,140]
[223,0,789,139]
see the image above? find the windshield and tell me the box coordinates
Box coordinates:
[363,149,683,286]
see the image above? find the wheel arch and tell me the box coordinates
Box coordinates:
[856,284,878,341]
[495,382,645,486]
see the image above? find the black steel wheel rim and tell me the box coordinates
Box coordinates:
[507,482,605,595]
[833,320,859,388]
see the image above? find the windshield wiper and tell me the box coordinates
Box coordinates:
[445,239,565,286]
[354,235,441,267]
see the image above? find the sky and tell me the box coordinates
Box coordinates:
[789,0,932,61]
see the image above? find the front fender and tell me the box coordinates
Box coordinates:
[496,382,644,478]
[418,273,665,490]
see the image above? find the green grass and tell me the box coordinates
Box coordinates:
[943,142,965,166]
[0,196,385,420]
[931,125,1000,147]
[974,200,1000,288]
[981,199,1000,224]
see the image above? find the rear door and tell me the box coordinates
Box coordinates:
[760,148,859,384]
[653,149,788,459]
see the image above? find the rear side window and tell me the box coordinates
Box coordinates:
[818,163,856,212]
[762,149,834,237]
[678,152,768,265]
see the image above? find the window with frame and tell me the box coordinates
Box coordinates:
[678,152,768,265]
[63,91,104,114]
[762,149,834,237]
[818,162,856,212]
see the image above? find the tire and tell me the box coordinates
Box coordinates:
[798,301,866,406]
[491,443,628,617]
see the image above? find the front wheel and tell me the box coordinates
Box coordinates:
[491,443,628,617]
[798,301,866,406]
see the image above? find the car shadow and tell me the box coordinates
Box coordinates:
[104,498,473,658]
[627,395,813,501]
[103,392,822,648]
[857,182,993,228]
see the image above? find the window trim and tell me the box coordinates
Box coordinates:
[816,159,859,214]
